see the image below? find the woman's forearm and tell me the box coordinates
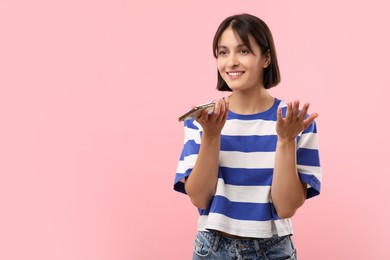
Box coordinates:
[271,139,306,218]
[184,133,221,209]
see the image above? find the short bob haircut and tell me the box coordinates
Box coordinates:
[213,13,281,91]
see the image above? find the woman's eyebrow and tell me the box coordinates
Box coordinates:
[217,44,247,49]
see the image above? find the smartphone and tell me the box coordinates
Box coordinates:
[178,101,215,122]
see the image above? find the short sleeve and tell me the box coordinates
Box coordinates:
[296,120,322,199]
[173,119,202,194]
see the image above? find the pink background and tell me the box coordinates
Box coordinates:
[1,0,389,259]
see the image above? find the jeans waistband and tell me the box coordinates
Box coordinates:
[203,230,290,253]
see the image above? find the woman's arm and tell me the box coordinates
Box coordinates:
[184,98,229,209]
[271,100,318,218]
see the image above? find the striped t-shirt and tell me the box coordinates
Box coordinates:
[174,98,322,238]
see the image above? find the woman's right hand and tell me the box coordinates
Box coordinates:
[194,98,229,137]
[187,98,229,208]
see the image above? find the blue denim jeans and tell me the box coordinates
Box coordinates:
[192,230,297,260]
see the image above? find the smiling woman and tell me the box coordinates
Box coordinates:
[174,13,322,260]
[213,14,280,92]
[216,29,269,93]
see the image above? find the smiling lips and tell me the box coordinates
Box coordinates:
[227,71,244,79]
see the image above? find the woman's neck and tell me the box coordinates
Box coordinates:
[228,87,274,115]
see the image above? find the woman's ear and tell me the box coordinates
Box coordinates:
[263,49,271,68]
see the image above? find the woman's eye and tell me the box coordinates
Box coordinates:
[218,51,227,56]
[239,49,250,54]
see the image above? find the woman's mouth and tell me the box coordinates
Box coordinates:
[227,71,244,79]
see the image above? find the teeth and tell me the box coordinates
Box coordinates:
[229,72,242,76]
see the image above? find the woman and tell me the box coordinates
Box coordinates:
[174,13,322,259]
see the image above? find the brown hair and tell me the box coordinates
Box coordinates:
[212,13,281,91]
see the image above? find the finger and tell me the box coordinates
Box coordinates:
[200,108,209,122]
[193,108,202,121]
[298,102,310,122]
[218,97,226,121]
[292,100,299,120]
[303,113,318,130]
[222,97,230,121]
[285,102,292,122]
[277,107,282,121]
[192,104,202,121]
[213,98,221,120]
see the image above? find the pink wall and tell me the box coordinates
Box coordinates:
[1,0,389,259]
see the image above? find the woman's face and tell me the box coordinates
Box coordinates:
[216,26,270,92]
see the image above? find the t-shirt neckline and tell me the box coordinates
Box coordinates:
[227,98,281,120]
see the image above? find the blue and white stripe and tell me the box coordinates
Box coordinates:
[174,98,322,238]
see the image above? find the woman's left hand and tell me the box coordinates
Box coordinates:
[276,100,318,142]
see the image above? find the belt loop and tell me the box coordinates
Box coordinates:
[212,232,221,252]
[254,239,261,257]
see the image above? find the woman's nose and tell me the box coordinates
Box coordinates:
[227,54,239,67]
